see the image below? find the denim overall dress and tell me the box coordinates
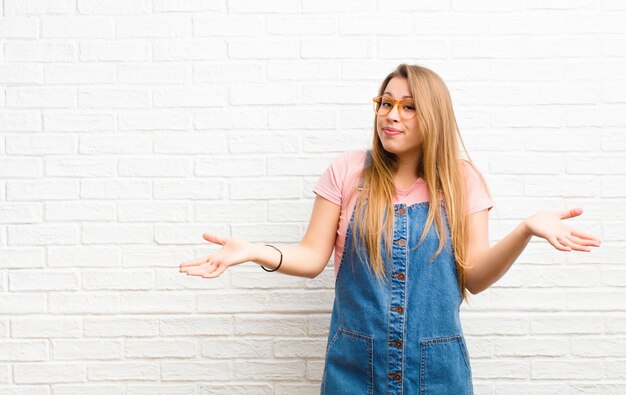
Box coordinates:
[320,152,474,394]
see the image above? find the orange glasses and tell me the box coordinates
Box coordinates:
[372,95,417,120]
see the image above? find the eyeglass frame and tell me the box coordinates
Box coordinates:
[372,95,417,120]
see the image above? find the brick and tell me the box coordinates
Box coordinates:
[81,179,151,199]
[48,246,121,268]
[0,203,42,224]
[197,290,334,313]
[79,88,151,108]
[153,87,225,107]
[193,16,264,37]
[82,270,154,290]
[4,0,75,15]
[84,318,158,338]
[4,42,75,62]
[78,0,152,14]
[159,316,233,336]
[195,156,265,177]
[155,0,224,12]
[49,293,119,314]
[118,110,192,131]
[273,339,326,358]
[6,134,76,155]
[230,178,302,200]
[44,111,115,133]
[79,134,152,154]
[153,40,226,60]
[118,201,190,222]
[199,338,272,358]
[81,224,152,244]
[44,64,116,84]
[9,271,79,291]
[88,362,159,381]
[0,248,44,269]
[118,157,191,177]
[234,360,305,380]
[6,87,75,108]
[153,179,223,200]
[118,64,190,84]
[116,17,190,38]
[161,361,234,381]
[302,38,371,58]
[52,340,122,360]
[51,385,124,395]
[8,224,79,246]
[14,363,86,384]
[41,16,113,38]
[267,16,336,35]
[80,41,150,61]
[11,317,80,338]
[125,340,195,358]
[0,64,42,84]
[194,62,264,84]
[46,157,115,177]
[154,132,227,154]
[0,158,41,178]
[0,340,48,361]
[0,111,41,131]
[119,292,194,313]
[126,384,195,395]
[228,39,300,59]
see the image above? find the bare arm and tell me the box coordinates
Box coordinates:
[464,207,602,295]
[179,195,341,279]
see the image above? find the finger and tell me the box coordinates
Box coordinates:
[559,235,590,252]
[561,207,583,220]
[549,236,571,251]
[184,261,215,275]
[570,229,602,244]
[568,234,600,248]
[179,256,210,269]
[203,233,226,245]
[202,263,227,278]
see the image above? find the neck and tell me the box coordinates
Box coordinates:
[395,152,422,179]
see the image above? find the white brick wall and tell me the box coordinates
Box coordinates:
[0,1,624,394]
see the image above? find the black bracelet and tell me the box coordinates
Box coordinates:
[261,244,283,272]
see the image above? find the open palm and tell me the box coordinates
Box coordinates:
[524,207,601,252]
[179,233,253,278]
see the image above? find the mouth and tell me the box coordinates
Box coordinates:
[382,127,403,136]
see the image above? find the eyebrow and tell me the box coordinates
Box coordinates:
[383,92,413,99]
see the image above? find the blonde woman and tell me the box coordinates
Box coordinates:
[179,64,601,394]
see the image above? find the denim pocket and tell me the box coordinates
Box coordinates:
[419,335,473,395]
[321,327,373,395]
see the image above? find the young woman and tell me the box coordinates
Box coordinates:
[179,64,601,394]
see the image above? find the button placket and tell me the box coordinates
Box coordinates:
[387,204,407,393]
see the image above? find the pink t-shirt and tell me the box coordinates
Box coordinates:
[313,150,494,276]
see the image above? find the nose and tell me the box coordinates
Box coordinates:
[386,103,401,122]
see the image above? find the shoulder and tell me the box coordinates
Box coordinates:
[460,159,485,184]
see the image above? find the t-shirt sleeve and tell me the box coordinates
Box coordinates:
[312,152,351,207]
[463,161,494,215]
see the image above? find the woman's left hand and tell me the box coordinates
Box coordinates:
[523,207,601,252]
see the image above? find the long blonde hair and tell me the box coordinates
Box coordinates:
[351,64,491,301]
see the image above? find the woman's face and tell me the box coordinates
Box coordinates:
[376,77,422,160]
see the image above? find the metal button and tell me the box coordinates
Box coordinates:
[390,306,404,314]
[393,272,406,281]
[396,207,406,215]
[388,340,403,348]
[395,239,406,247]
[388,373,402,381]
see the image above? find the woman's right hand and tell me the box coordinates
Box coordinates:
[179,233,254,279]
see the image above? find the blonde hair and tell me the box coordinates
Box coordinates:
[351,64,492,301]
